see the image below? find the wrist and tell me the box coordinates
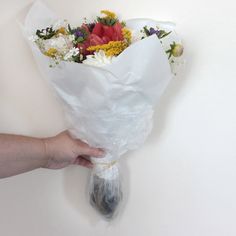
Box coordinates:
[40,138,52,168]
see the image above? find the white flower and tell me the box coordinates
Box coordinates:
[64,47,80,61]
[43,35,73,55]
[83,50,114,67]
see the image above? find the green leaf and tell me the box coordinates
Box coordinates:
[110,19,116,25]
[77,37,84,43]
[68,24,73,34]
[121,21,126,27]
[143,26,150,36]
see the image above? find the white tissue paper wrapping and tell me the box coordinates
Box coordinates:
[23,1,181,218]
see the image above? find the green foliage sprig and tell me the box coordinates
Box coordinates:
[36,27,56,40]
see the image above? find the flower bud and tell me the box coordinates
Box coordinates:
[172,43,184,57]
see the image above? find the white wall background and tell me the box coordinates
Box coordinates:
[0,0,236,235]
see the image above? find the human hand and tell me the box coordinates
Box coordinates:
[42,131,104,169]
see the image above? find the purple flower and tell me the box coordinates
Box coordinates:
[75,29,84,38]
[149,27,159,35]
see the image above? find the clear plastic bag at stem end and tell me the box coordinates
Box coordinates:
[89,162,122,219]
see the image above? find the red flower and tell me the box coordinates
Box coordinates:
[77,22,124,55]
[92,22,124,44]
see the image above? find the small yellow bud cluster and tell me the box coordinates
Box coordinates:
[122,28,132,45]
[56,27,67,35]
[87,41,128,57]
[101,10,116,19]
[45,48,58,57]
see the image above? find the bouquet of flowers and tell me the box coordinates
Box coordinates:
[23,1,184,219]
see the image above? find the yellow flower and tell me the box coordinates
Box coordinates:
[45,48,58,57]
[87,41,128,57]
[101,10,116,19]
[56,27,67,35]
[122,28,132,44]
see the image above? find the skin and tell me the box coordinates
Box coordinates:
[0,131,104,179]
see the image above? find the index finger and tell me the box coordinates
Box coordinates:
[79,145,105,157]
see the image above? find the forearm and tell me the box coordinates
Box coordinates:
[0,134,47,178]
[0,131,104,178]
